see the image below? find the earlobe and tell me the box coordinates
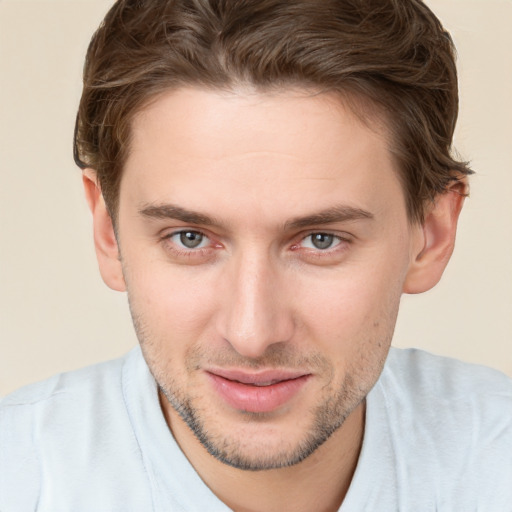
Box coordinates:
[82,169,126,292]
[403,179,467,294]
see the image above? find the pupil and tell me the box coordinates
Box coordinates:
[180,231,203,248]
[312,233,333,250]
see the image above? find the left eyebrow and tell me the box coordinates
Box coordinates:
[284,206,374,230]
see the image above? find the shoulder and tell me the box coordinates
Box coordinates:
[0,349,141,510]
[376,348,512,507]
[0,349,142,442]
[380,347,512,436]
[383,347,512,404]
[1,353,126,408]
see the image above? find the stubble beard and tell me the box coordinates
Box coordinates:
[132,323,385,472]
[127,290,394,472]
[157,368,363,471]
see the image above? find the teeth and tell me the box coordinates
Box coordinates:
[254,381,274,387]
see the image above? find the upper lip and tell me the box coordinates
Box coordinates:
[206,368,310,385]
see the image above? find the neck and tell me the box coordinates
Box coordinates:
[162,395,365,512]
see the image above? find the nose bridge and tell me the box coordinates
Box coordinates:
[221,247,293,358]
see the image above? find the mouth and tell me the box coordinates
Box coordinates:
[205,368,311,414]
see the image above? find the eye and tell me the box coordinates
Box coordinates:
[169,230,209,249]
[301,233,341,250]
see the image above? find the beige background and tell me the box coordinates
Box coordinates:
[0,0,511,396]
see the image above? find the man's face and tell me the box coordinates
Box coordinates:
[115,87,421,470]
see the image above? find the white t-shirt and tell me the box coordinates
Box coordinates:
[1,347,511,511]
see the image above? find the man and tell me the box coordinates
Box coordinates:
[1,0,511,510]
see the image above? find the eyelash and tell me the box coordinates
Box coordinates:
[161,230,218,259]
[291,232,348,252]
[160,229,352,260]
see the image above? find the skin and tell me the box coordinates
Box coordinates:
[84,87,465,512]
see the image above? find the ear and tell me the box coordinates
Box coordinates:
[82,169,126,292]
[403,179,467,294]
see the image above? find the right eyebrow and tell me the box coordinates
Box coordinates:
[138,203,220,226]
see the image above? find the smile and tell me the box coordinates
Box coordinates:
[205,369,311,414]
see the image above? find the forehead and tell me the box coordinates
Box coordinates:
[121,87,405,226]
[131,86,388,157]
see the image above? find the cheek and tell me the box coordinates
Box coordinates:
[296,255,406,353]
[124,260,219,340]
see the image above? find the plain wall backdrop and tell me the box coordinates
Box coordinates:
[0,0,511,396]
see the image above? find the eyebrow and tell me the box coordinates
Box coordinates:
[139,203,374,230]
[284,206,374,230]
[139,204,219,226]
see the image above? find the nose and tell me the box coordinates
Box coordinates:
[218,251,295,359]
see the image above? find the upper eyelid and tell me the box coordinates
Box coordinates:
[299,233,345,247]
[162,227,210,239]
[161,229,210,244]
[161,230,212,253]
[299,230,353,241]
[289,231,353,254]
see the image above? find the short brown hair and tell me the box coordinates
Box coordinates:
[74,0,472,223]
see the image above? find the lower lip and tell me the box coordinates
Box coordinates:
[206,373,310,413]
